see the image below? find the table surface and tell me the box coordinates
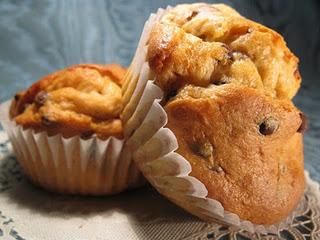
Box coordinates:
[0,0,319,184]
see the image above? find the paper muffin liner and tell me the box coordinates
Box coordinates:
[0,100,144,195]
[121,7,307,234]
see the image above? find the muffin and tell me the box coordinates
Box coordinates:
[121,3,306,232]
[0,64,144,195]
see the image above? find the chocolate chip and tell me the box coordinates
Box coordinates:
[259,117,279,135]
[35,91,48,108]
[212,76,231,85]
[165,89,178,101]
[186,11,198,21]
[41,115,54,127]
[198,34,208,41]
[297,112,308,133]
[14,94,21,101]
[80,130,94,139]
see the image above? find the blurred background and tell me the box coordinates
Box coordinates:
[0,0,319,179]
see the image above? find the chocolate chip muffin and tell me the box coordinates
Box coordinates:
[11,64,125,139]
[1,64,144,195]
[146,3,305,225]
[121,3,306,227]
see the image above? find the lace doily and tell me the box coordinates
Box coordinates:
[0,131,319,240]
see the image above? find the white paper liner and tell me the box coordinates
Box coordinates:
[0,100,144,195]
[121,7,306,234]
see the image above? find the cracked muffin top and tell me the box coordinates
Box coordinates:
[147,3,301,99]
[10,64,126,139]
[144,3,305,225]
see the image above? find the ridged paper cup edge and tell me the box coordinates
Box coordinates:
[0,100,144,195]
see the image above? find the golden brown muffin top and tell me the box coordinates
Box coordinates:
[147,3,301,99]
[11,64,126,139]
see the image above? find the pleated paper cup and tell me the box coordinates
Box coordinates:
[121,8,306,234]
[0,100,144,195]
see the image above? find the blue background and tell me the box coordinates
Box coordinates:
[0,0,319,180]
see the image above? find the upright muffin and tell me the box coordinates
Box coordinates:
[1,64,143,195]
[121,3,306,232]
[11,64,124,139]
[11,64,125,139]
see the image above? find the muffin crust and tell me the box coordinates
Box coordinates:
[148,3,301,99]
[11,64,126,139]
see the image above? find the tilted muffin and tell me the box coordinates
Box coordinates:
[1,64,144,195]
[121,3,306,230]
